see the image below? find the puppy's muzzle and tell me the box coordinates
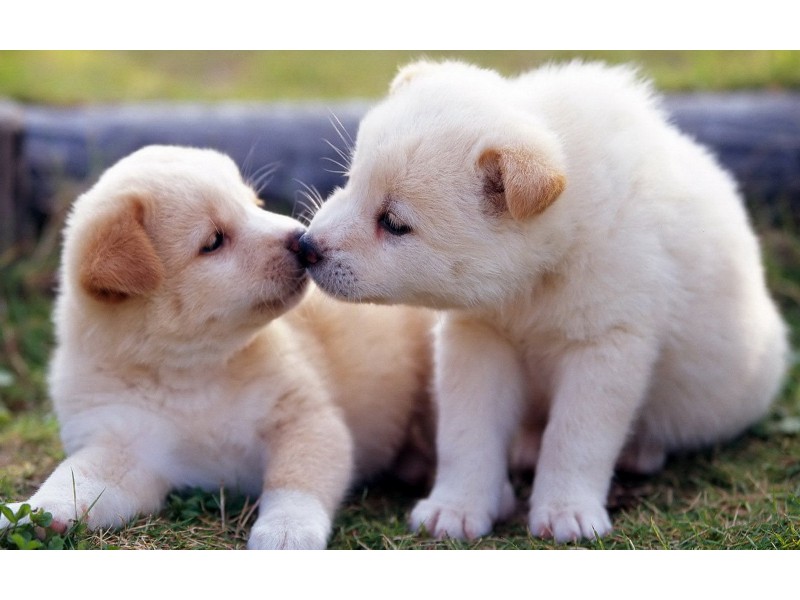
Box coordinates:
[295,233,323,268]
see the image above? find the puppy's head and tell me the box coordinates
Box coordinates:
[301,60,567,310]
[61,145,307,356]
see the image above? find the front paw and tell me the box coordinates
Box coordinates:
[529,498,612,543]
[409,482,516,541]
[409,499,494,540]
[247,490,331,550]
[0,499,81,533]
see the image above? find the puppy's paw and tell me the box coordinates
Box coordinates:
[247,490,331,550]
[0,499,81,533]
[409,500,493,540]
[409,481,516,540]
[529,499,612,543]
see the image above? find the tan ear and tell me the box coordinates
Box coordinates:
[79,199,164,303]
[478,147,566,220]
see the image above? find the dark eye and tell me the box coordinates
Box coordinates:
[201,230,224,254]
[378,211,412,236]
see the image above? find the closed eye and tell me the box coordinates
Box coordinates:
[200,230,225,254]
[378,211,412,236]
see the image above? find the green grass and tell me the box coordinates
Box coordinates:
[4,431,799,550]
[1,51,799,550]
[1,50,799,105]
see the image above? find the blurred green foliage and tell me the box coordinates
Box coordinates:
[1,50,799,105]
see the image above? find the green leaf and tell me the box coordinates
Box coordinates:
[0,368,15,388]
[32,510,53,528]
[0,503,19,524]
[774,416,800,435]
[16,503,32,520]
[9,531,44,550]
[46,535,66,550]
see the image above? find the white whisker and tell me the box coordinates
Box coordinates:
[321,155,351,176]
[247,162,281,196]
[328,110,355,152]
[322,138,352,165]
[293,181,326,225]
[241,141,263,182]
[322,111,355,177]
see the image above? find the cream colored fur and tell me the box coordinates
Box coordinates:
[0,145,434,549]
[301,60,789,542]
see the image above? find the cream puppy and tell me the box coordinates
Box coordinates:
[299,60,789,542]
[0,145,434,549]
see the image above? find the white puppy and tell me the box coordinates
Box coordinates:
[0,145,434,549]
[300,60,789,542]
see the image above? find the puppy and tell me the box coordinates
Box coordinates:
[299,60,789,543]
[0,145,434,549]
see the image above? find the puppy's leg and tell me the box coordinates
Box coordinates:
[409,317,523,540]
[248,400,353,550]
[0,444,169,532]
[529,330,658,542]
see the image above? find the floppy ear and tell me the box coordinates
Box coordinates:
[79,198,164,303]
[478,146,566,220]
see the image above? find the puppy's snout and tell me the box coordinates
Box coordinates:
[296,233,323,268]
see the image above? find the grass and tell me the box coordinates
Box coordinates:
[1,51,800,105]
[3,434,798,550]
[1,51,799,550]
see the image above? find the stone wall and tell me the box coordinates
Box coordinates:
[1,93,799,254]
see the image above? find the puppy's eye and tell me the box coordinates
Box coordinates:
[201,230,224,254]
[378,211,412,236]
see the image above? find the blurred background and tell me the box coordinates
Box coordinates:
[3,50,800,102]
[1,50,799,487]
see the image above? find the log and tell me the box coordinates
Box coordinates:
[20,101,367,223]
[0,101,23,255]
[2,93,799,252]
[664,92,800,222]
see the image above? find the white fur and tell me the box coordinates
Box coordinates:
[303,60,789,542]
[247,490,331,550]
[0,145,435,549]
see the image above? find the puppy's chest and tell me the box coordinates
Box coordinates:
[168,422,265,496]
[489,293,592,394]
[133,376,273,494]
[514,327,566,396]
[496,265,632,346]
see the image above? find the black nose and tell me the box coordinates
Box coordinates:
[296,233,323,268]
[285,229,305,254]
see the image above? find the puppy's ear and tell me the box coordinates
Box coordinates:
[79,198,164,303]
[478,146,566,220]
[389,60,438,94]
